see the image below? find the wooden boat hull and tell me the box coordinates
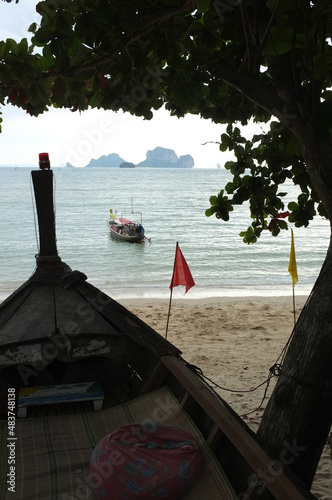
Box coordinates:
[108,218,145,243]
[0,166,316,500]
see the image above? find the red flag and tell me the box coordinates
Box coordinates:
[169,243,195,294]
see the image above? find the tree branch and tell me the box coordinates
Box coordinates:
[67,1,195,76]
[213,62,298,127]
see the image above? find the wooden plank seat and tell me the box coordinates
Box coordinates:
[17,382,104,418]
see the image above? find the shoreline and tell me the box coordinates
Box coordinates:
[117,293,309,307]
[0,281,315,304]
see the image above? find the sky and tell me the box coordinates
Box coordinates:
[0,1,236,168]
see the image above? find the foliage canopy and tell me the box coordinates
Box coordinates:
[1,0,332,242]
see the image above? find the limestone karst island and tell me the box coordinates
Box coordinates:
[84,147,194,168]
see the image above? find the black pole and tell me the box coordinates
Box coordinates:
[31,169,59,261]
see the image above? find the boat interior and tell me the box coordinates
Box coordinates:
[0,166,316,500]
[0,268,316,500]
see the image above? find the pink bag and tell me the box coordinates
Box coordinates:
[90,423,204,499]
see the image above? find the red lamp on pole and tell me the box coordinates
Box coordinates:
[39,152,51,170]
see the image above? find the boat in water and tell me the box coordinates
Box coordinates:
[108,208,146,243]
[0,155,316,500]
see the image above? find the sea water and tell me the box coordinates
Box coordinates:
[0,166,330,301]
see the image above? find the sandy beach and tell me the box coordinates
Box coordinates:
[119,295,332,499]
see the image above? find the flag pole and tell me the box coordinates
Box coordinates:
[288,228,298,327]
[165,242,178,340]
[292,285,296,326]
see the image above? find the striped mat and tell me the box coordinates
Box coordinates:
[1,386,236,500]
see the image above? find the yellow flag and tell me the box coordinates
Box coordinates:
[288,229,298,287]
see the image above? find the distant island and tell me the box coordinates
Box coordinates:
[85,147,194,168]
[120,162,135,168]
[0,147,195,169]
[136,147,194,168]
[85,153,125,168]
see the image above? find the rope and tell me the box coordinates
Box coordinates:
[186,291,314,418]
[200,366,279,417]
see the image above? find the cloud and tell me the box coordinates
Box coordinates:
[1,104,226,167]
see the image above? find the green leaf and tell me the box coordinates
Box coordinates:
[16,38,30,58]
[196,0,212,13]
[28,22,38,34]
[312,52,332,80]
[288,201,298,211]
[205,206,215,217]
[263,26,294,56]
[239,227,258,244]
[206,189,233,221]
[89,92,101,108]
[5,38,18,55]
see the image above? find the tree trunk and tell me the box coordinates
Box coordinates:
[258,234,332,487]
